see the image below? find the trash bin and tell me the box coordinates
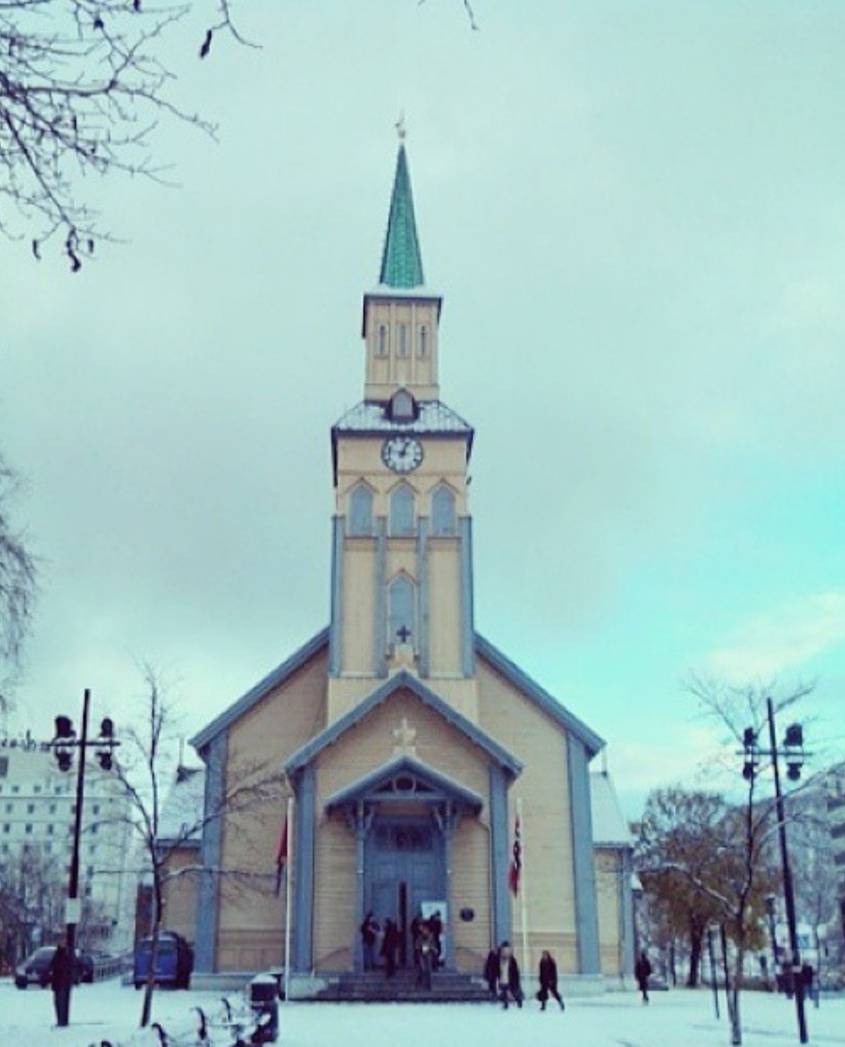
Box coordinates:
[249,974,279,1043]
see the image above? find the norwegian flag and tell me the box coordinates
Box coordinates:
[274,815,289,897]
[508,814,522,896]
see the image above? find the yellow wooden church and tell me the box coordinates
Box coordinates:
[180,138,635,996]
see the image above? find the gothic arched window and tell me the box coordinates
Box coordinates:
[417,325,428,357]
[431,485,456,536]
[397,323,408,357]
[388,574,415,646]
[377,324,388,356]
[389,484,415,536]
[347,483,373,536]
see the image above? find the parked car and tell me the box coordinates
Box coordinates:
[14,946,89,989]
[133,931,193,990]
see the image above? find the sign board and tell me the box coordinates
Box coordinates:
[65,898,82,925]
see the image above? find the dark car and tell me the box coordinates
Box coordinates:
[14,946,89,989]
[133,931,193,990]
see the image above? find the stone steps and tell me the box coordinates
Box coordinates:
[311,970,494,1003]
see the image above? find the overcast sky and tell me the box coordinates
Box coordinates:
[3,1,845,815]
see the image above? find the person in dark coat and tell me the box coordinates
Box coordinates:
[410,914,423,969]
[537,950,565,1011]
[380,918,399,979]
[360,912,379,971]
[50,941,74,1027]
[429,911,443,970]
[634,951,652,1004]
[417,925,435,991]
[484,948,499,999]
[496,941,522,1010]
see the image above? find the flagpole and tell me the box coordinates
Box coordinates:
[284,794,293,1003]
[517,796,529,982]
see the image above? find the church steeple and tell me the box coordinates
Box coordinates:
[379,144,424,289]
[362,133,442,403]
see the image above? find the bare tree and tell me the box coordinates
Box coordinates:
[0,0,253,268]
[110,664,285,1028]
[0,844,64,966]
[0,454,36,712]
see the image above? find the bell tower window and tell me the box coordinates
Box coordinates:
[397,323,408,357]
[387,574,415,646]
[347,483,373,536]
[389,483,415,536]
[376,324,388,356]
[417,325,428,357]
[431,484,456,536]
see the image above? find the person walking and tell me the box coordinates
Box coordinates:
[496,941,523,1010]
[634,951,652,1004]
[360,912,379,971]
[537,950,565,1011]
[49,940,74,1028]
[483,947,499,1000]
[410,913,423,970]
[417,925,435,991]
[429,911,443,970]
[381,918,399,979]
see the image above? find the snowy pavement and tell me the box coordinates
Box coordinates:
[1,978,844,1047]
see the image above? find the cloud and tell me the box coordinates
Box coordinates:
[706,592,845,680]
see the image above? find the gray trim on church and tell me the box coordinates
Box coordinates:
[488,764,511,948]
[566,734,601,974]
[324,753,484,814]
[193,731,227,973]
[374,516,387,677]
[292,762,316,972]
[459,517,475,677]
[189,628,329,751]
[329,516,344,675]
[283,669,523,777]
[476,633,605,757]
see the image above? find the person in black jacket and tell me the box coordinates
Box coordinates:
[537,950,565,1011]
[360,912,379,971]
[381,918,399,979]
[634,951,652,1004]
[483,948,499,999]
[50,941,74,1027]
[496,941,523,1010]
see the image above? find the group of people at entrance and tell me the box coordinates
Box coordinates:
[360,910,443,988]
[484,942,565,1012]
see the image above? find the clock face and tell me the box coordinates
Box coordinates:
[381,436,423,474]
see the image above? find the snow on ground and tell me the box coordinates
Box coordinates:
[1,978,844,1047]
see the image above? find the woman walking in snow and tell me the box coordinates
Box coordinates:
[496,941,523,1009]
[635,951,652,1004]
[537,950,565,1011]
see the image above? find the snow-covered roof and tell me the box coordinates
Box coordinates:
[333,399,472,436]
[590,771,633,847]
[157,766,205,844]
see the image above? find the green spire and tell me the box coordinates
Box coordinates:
[379,144,424,288]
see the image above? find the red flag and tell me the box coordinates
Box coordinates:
[508,814,522,896]
[274,816,288,897]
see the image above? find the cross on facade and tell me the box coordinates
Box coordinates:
[392,716,417,756]
[396,625,412,644]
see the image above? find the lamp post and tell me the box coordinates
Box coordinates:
[765,893,779,993]
[47,689,119,1027]
[740,698,808,1044]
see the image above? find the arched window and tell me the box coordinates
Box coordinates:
[347,483,373,536]
[389,484,415,536]
[388,574,415,646]
[431,485,456,536]
[417,325,428,357]
[377,324,388,356]
[397,323,408,357]
[390,388,415,421]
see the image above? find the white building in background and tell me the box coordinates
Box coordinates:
[0,735,134,952]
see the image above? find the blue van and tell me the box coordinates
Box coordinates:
[133,931,193,989]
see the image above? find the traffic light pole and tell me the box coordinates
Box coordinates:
[65,687,90,1025]
[767,697,807,1044]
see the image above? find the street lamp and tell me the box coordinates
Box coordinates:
[46,689,119,1028]
[740,699,809,1044]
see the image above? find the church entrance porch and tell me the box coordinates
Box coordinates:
[366,816,445,969]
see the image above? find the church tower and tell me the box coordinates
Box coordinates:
[328,137,478,723]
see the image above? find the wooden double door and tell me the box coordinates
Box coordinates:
[366,816,445,967]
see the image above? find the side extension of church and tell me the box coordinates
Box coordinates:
[178,140,635,994]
